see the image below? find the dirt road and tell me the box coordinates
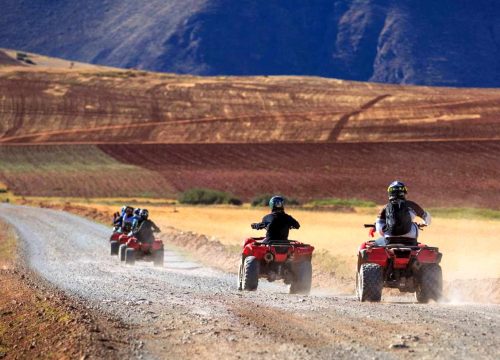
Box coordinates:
[1,204,498,359]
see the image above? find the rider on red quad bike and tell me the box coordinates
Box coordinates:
[251,196,300,242]
[374,181,432,246]
[355,181,442,303]
[131,209,161,243]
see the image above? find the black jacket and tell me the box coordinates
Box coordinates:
[260,211,300,240]
[132,219,160,243]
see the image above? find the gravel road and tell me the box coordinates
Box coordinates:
[1,204,499,359]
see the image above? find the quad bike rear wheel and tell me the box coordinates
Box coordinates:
[242,256,259,291]
[110,241,119,255]
[416,264,443,303]
[119,244,127,262]
[153,249,164,267]
[357,263,383,302]
[290,260,312,295]
[125,248,136,265]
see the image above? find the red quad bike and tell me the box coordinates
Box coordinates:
[119,235,164,267]
[110,229,164,267]
[356,224,443,303]
[238,231,315,294]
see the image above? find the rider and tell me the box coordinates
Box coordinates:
[251,196,300,243]
[132,209,161,243]
[375,181,431,245]
[121,206,135,232]
[112,206,126,229]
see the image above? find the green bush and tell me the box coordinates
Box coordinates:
[307,198,376,208]
[179,188,242,205]
[250,194,300,207]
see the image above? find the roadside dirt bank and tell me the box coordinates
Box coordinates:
[0,221,131,359]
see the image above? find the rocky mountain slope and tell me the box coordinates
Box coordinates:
[1,1,500,87]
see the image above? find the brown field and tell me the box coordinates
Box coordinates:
[1,49,500,145]
[0,145,175,197]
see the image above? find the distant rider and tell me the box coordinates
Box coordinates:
[121,206,135,233]
[112,206,126,229]
[132,209,161,244]
[251,196,300,243]
[375,181,431,245]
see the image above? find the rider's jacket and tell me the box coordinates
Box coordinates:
[376,200,431,238]
[260,211,300,241]
[132,219,160,243]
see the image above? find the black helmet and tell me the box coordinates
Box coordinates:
[387,181,407,200]
[139,209,149,219]
[269,196,285,211]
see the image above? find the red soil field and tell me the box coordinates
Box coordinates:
[99,141,500,208]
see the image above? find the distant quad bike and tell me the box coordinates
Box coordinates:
[238,233,315,294]
[110,230,164,267]
[356,224,443,303]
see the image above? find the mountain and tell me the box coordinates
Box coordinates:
[1,1,500,86]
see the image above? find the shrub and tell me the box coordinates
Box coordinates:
[250,194,300,207]
[307,198,376,208]
[179,188,242,205]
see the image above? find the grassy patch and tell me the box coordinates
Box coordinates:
[0,221,16,265]
[179,188,242,205]
[429,207,500,221]
[306,198,376,208]
[313,250,354,280]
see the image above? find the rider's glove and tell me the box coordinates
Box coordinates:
[251,223,260,230]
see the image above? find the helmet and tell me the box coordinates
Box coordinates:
[139,209,149,219]
[269,196,285,211]
[387,181,408,200]
[134,208,141,216]
[121,206,126,215]
[124,206,134,216]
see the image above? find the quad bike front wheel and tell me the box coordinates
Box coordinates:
[290,260,312,295]
[242,256,259,291]
[416,264,443,303]
[356,263,383,302]
[125,248,136,265]
[119,244,127,262]
[153,249,164,267]
[110,241,119,255]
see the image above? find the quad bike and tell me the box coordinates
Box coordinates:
[356,223,443,303]
[118,235,164,267]
[110,227,164,267]
[109,223,132,256]
[238,223,314,294]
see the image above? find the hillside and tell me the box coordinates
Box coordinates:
[1,1,500,87]
[0,50,499,207]
[1,49,500,144]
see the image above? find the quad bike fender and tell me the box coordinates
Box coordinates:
[126,237,140,250]
[293,245,314,257]
[417,248,442,264]
[110,232,121,242]
[359,247,388,268]
[151,239,164,251]
[118,234,131,245]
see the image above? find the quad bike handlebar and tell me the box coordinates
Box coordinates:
[363,223,427,236]
[251,222,299,230]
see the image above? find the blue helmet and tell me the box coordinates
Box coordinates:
[269,196,285,211]
[134,208,141,216]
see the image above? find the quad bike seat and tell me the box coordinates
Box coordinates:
[385,237,418,246]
